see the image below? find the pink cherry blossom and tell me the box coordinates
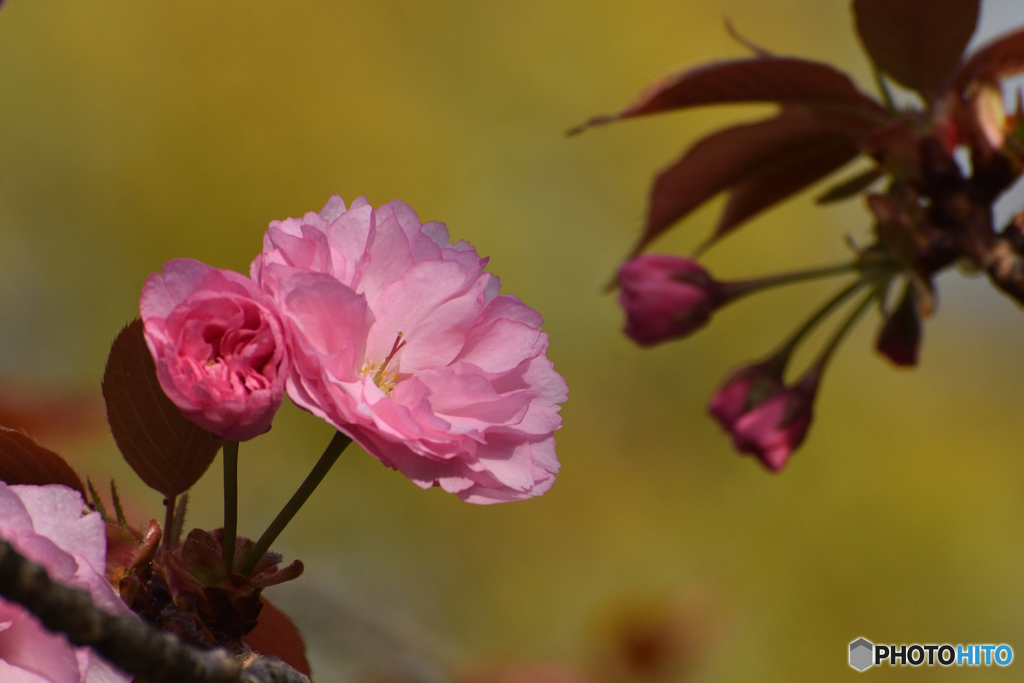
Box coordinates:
[0,482,131,683]
[617,255,726,346]
[141,259,290,441]
[252,195,567,503]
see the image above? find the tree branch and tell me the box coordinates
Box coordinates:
[0,540,310,683]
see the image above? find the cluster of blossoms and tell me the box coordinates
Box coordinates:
[141,195,567,503]
[0,195,566,682]
[578,0,1024,471]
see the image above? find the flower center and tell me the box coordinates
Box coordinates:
[361,332,407,395]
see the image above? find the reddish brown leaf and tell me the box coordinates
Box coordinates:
[853,0,979,97]
[952,26,1024,89]
[634,109,867,254]
[242,599,311,677]
[0,426,85,494]
[102,319,221,499]
[569,56,885,134]
[707,135,862,246]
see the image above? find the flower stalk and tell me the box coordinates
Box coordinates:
[223,441,239,572]
[163,494,177,552]
[765,278,869,374]
[241,431,352,576]
[814,285,883,371]
[719,261,863,302]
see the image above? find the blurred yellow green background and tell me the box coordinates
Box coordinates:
[2,0,1024,680]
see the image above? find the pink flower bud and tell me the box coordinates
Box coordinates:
[707,361,785,431]
[617,255,724,346]
[140,258,291,441]
[720,371,820,471]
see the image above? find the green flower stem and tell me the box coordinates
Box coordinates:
[766,278,868,373]
[241,430,353,577]
[817,285,883,366]
[722,261,861,301]
[162,494,177,552]
[873,67,897,113]
[223,441,239,573]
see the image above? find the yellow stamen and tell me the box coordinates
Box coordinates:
[365,332,407,395]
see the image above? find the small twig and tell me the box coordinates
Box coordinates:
[0,540,310,683]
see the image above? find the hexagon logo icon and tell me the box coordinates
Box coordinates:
[849,638,874,671]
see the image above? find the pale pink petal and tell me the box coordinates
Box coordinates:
[139,259,213,320]
[80,648,130,683]
[0,607,80,683]
[283,274,373,383]
[455,318,544,374]
[326,204,375,285]
[364,260,479,363]
[0,658,57,683]
[318,194,348,222]
[0,486,34,539]
[9,487,104,572]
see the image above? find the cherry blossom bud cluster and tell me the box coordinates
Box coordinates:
[616,253,869,471]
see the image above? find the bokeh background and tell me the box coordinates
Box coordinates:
[2,0,1024,680]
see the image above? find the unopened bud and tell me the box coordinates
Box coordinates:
[617,255,725,346]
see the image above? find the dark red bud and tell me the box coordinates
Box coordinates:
[876,283,922,366]
[707,361,786,432]
[618,254,723,346]
[716,369,820,471]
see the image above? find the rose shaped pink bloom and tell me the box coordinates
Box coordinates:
[141,259,290,441]
[252,195,568,503]
[0,482,131,683]
[617,254,727,346]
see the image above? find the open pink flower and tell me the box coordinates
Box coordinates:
[0,482,131,683]
[253,195,567,503]
[141,259,290,441]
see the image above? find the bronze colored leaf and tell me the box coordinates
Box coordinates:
[952,26,1024,90]
[853,0,979,97]
[634,109,867,255]
[0,426,85,494]
[706,135,861,247]
[569,56,885,134]
[242,598,311,677]
[102,319,221,499]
